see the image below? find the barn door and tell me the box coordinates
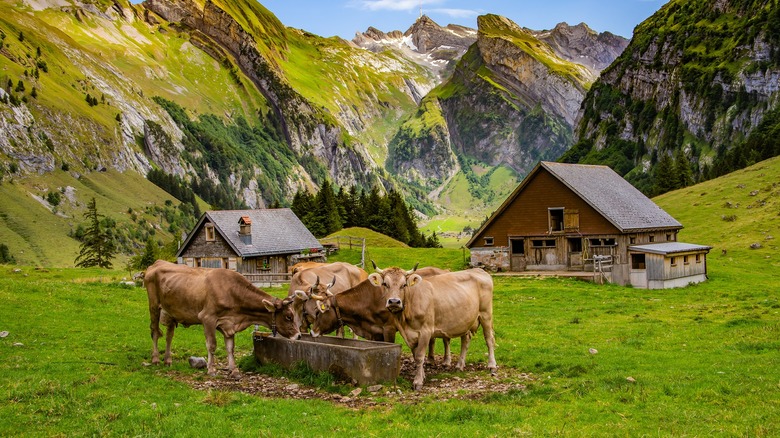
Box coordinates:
[510,238,526,271]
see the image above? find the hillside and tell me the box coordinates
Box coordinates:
[654,155,780,258]
[569,0,780,196]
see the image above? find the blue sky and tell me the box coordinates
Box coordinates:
[259,0,669,40]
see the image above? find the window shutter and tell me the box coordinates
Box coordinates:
[564,209,580,231]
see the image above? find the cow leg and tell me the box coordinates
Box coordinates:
[163,319,176,367]
[150,317,162,365]
[224,335,240,379]
[456,332,472,371]
[202,322,219,376]
[412,333,431,391]
[442,338,452,367]
[427,338,436,364]
[480,315,498,375]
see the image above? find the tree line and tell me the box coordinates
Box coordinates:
[291,180,441,248]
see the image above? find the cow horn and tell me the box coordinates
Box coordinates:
[372,260,384,274]
[313,276,320,287]
[311,293,326,300]
[327,276,336,289]
[405,262,419,276]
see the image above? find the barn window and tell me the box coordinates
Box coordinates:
[629,236,636,244]
[589,238,616,247]
[549,208,564,232]
[670,256,677,266]
[200,257,223,269]
[666,233,672,241]
[631,253,646,269]
[532,239,556,248]
[205,224,216,242]
[568,238,582,252]
[683,255,689,265]
[484,237,494,246]
[649,235,655,242]
[696,254,701,263]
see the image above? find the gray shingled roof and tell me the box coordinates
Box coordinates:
[198,208,322,257]
[629,242,713,255]
[542,162,682,232]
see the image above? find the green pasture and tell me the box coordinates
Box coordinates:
[2,246,778,435]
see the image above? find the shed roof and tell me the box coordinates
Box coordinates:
[177,208,323,258]
[629,242,713,255]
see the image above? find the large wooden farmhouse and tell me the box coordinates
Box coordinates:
[176,208,324,283]
[466,161,712,288]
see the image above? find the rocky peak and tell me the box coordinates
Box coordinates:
[533,22,629,74]
[403,15,476,54]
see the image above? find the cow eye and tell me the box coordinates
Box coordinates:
[285,315,292,321]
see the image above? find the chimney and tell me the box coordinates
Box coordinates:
[238,216,252,236]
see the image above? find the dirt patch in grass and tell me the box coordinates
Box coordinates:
[168,354,534,409]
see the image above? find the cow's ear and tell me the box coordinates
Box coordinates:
[262,299,277,312]
[294,290,309,301]
[407,274,422,287]
[368,273,383,286]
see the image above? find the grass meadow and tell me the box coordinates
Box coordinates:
[1,249,778,436]
[2,158,779,436]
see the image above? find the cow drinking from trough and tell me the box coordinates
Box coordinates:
[369,263,497,390]
[288,262,368,333]
[145,260,301,378]
[309,266,450,345]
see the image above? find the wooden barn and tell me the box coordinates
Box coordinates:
[466,161,712,288]
[176,208,324,283]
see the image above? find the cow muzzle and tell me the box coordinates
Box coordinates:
[386,298,403,313]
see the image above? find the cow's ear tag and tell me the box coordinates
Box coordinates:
[407,274,422,287]
[368,273,382,286]
[320,303,327,312]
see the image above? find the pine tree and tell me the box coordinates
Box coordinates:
[75,197,117,269]
[315,179,342,236]
[653,151,675,195]
[139,237,158,269]
[673,148,693,189]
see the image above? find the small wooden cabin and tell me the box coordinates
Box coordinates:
[176,208,324,283]
[466,161,712,288]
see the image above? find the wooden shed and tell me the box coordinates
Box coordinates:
[627,242,712,289]
[176,208,324,284]
[466,161,712,288]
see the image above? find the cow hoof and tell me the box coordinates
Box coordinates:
[229,369,241,380]
[207,369,217,377]
[490,367,498,376]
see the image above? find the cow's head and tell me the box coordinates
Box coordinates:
[369,261,420,313]
[262,297,301,340]
[309,291,338,337]
[292,275,336,331]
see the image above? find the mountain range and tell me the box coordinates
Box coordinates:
[1,0,779,266]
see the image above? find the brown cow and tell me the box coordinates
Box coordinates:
[145,260,301,378]
[288,262,368,331]
[369,263,497,390]
[309,266,450,344]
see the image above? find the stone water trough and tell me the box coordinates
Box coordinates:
[253,333,401,385]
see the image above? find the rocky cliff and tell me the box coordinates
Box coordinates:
[569,0,780,195]
[387,14,627,192]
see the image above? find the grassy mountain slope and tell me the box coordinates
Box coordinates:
[655,155,780,257]
[0,169,187,266]
[569,0,780,196]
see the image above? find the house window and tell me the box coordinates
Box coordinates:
[258,258,270,270]
[200,257,223,268]
[670,256,677,266]
[205,224,215,242]
[510,239,525,255]
[631,253,646,269]
[532,239,556,248]
[484,237,494,246]
[549,208,564,232]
